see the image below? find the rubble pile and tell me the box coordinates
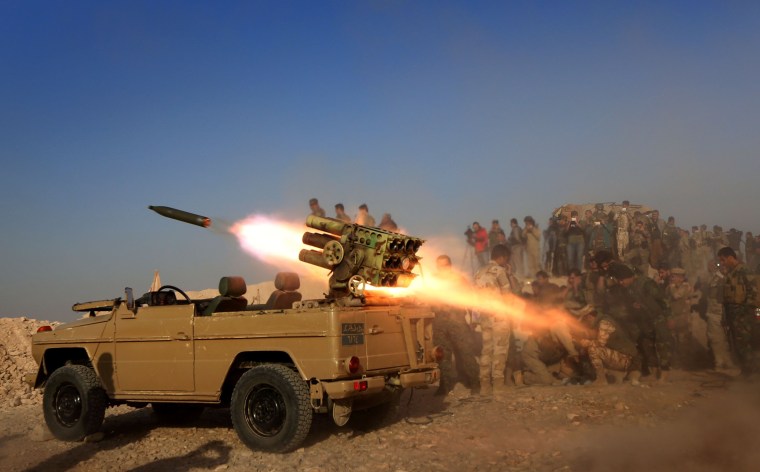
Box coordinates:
[0,317,56,410]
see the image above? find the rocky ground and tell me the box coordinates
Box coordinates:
[2,316,759,471]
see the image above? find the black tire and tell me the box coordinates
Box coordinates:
[230,364,312,453]
[43,365,107,441]
[151,403,205,424]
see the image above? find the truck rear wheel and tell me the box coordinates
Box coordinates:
[230,364,312,453]
[43,365,107,441]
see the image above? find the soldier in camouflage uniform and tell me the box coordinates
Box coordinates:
[702,260,740,375]
[581,316,642,386]
[666,267,699,366]
[432,255,480,395]
[615,200,632,260]
[473,244,520,395]
[718,247,759,375]
[611,263,674,382]
[626,220,650,275]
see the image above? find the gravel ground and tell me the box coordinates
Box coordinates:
[2,371,759,472]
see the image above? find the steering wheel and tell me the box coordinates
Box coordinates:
[157,285,191,303]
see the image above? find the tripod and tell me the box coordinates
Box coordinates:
[462,243,478,278]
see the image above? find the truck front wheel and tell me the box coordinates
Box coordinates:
[230,364,312,453]
[43,365,107,441]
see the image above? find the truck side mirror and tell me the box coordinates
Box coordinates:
[125,287,135,311]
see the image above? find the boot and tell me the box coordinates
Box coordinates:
[610,370,626,384]
[658,369,670,384]
[513,370,525,387]
[593,367,608,386]
[479,378,493,396]
[646,367,660,382]
[628,370,642,386]
[492,379,510,395]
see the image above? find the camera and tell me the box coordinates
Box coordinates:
[464,226,475,246]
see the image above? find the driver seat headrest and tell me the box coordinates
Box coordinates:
[219,276,247,297]
[274,272,300,291]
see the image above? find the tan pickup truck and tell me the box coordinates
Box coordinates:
[27,213,440,452]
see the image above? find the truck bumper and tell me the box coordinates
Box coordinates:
[322,368,439,400]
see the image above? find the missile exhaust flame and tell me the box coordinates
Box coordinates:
[191,211,578,331]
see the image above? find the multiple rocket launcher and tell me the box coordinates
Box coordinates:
[299,214,423,292]
[149,205,424,296]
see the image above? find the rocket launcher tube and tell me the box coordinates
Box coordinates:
[299,249,333,270]
[302,232,340,249]
[304,215,349,236]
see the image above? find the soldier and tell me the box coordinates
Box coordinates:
[354,203,376,227]
[718,246,759,376]
[508,218,525,276]
[432,255,480,395]
[666,267,699,365]
[745,232,757,271]
[489,220,505,250]
[610,263,674,383]
[579,312,642,386]
[334,203,351,223]
[648,210,665,268]
[592,203,607,223]
[662,216,681,269]
[626,220,650,275]
[615,200,632,260]
[309,198,326,218]
[524,216,542,276]
[519,273,580,386]
[378,213,398,232]
[473,244,520,395]
[701,260,740,376]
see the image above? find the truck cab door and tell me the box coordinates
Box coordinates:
[114,304,195,392]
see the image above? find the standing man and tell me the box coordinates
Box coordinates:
[432,255,480,395]
[489,220,505,250]
[616,200,632,260]
[354,203,376,227]
[702,260,740,375]
[471,222,490,268]
[611,263,674,382]
[474,244,520,395]
[309,198,326,217]
[565,211,585,272]
[334,203,351,223]
[524,216,541,276]
[508,218,525,276]
[718,246,759,376]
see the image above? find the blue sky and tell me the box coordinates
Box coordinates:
[1,1,759,320]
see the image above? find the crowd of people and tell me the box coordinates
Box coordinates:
[305,197,758,396]
[437,201,759,396]
[467,202,760,282]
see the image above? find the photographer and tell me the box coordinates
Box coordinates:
[468,222,489,268]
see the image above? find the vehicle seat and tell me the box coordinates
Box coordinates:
[250,272,302,310]
[149,290,176,306]
[201,276,248,316]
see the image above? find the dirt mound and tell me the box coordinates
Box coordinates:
[0,317,58,410]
